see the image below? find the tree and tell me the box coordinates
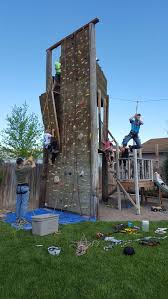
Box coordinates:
[1,103,43,159]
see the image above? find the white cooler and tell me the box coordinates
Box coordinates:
[32,214,59,236]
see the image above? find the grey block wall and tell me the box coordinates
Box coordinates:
[45,28,93,215]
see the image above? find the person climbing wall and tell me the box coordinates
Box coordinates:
[43,129,53,149]
[49,136,59,165]
[103,139,114,166]
[55,59,61,82]
[122,113,143,152]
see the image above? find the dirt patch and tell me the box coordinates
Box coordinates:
[99,196,168,221]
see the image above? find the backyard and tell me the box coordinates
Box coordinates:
[0,220,168,299]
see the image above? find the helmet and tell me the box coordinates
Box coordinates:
[123,246,135,255]
[48,246,61,256]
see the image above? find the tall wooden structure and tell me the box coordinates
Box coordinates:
[39,19,109,216]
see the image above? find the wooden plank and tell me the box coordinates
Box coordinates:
[98,89,102,148]
[116,144,121,210]
[51,91,60,147]
[103,96,106,141]
[155,143,160,171]
[159,188,163,205]
[116,179,137,208]
[134,149,140,214]
[121,180,154,190]
[102,153,108,201]
[140,187,145,204]
[89,23,99,217]
[46,50,52,92]
[105,95,109,141]
[47,18,99,51]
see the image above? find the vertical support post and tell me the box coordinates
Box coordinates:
[103,96,108,141]
[89,23,99,217]
[105,95,109,141]
[151,159,154,181]
[155,144,160,171]
[116,144,121,210]
[159,188,163,205]
[46,50,52,92]
[98,89,102,149]
[102,153,109,202]
[134,149,140,214]
[140,187,145,204]
[139,148,142,158]
[40,50,52,209]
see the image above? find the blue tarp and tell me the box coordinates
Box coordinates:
[4,208,96,230]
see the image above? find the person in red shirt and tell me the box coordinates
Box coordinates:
[102,139,114,166]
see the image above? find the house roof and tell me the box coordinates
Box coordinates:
[142,138,168,154]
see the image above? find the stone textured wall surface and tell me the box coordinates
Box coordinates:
[40,26,108,216]
[46,28,92,215]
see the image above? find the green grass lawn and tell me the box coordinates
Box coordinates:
[0,221,168,299]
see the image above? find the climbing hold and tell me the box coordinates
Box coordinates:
[79,170,84,177]
[73,125,76,130]
[78,133,84,140]
[54,176,60,184]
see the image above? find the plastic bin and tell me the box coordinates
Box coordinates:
[32,214,59,236]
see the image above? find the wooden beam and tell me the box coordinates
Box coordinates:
[134,149,140,214]
[159,188,163,205]
[102,153,108,202]
[89,22,99,217]
[117,179,137,209]
[116,144,121,210]
[39,148,48,207]
[105,95,109,141]
[103,96,107,141]
[46,50,52,92]
[47,18,99,51]
[51,91,60,147]
[155,143,160,171]
[98,89,102,149]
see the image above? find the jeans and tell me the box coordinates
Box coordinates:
[122,132,142,149]
[16,185,29,220]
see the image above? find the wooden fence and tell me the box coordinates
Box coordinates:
[0,163,42,210]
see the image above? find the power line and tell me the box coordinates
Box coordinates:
[110,97,168,103]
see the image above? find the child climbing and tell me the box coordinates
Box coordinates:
[49,136,59,165]
[43,129,53,149]
[103,139,114,166]
[122,113,143,152]
[55,59,61,82]
[53,59,61,90]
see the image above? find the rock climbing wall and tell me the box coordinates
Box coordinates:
[46,28,92,215]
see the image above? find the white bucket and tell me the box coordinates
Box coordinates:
[142,220,149,232]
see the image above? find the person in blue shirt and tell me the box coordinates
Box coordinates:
[122,113,143,152]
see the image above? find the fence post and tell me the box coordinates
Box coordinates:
[116,144,121,210]
[134,149,140,215]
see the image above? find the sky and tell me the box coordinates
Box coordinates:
[0,0,168,144]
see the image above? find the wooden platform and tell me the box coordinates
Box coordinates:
[121,180,154,192]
